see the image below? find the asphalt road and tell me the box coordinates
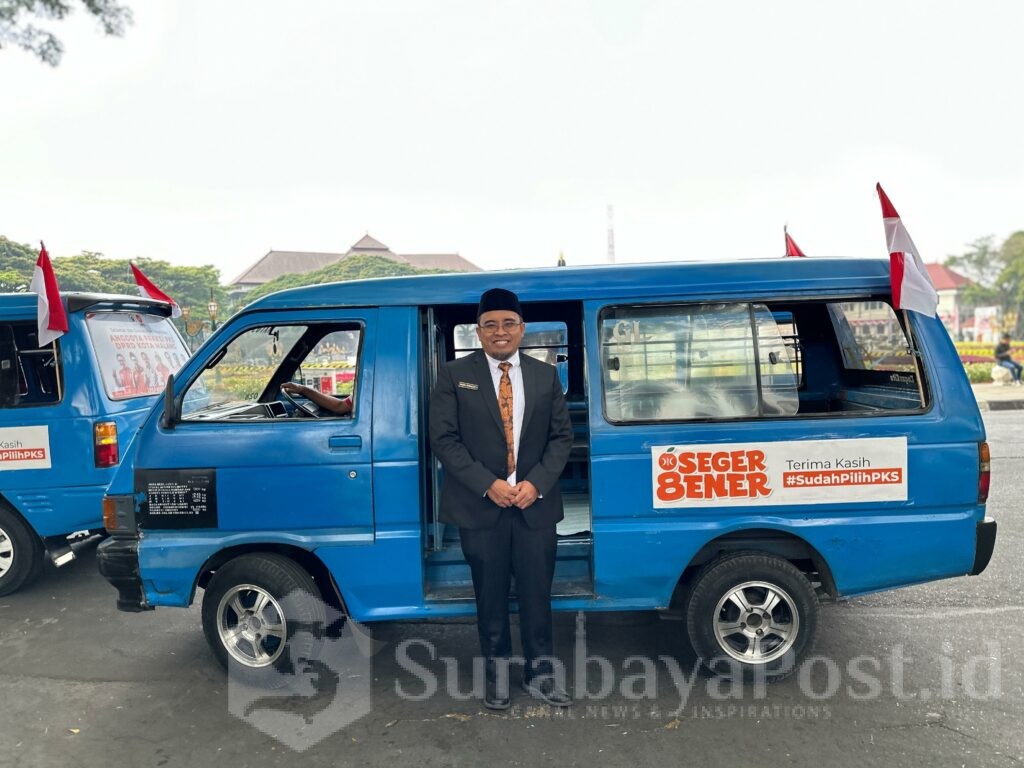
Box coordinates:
[0,412,1021,768]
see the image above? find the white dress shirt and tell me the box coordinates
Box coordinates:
[485,351,525,484]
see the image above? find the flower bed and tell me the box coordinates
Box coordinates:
[963,362,999,384]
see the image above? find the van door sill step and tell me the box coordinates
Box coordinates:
[425,580,594,602]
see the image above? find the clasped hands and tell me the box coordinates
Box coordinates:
[486,479,539,509]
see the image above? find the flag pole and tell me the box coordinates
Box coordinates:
[52,339,63,402]
[901,309,927,407]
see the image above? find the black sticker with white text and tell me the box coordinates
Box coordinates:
[136,468,217,529]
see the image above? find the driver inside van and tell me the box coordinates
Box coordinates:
[280,381,353,416]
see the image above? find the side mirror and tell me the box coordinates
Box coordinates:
[162,373,179,429]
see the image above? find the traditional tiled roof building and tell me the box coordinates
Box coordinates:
[229,234,480,295]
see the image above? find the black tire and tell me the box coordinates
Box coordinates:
[685,552,818,681]
[201,553,326,687]
[0,506,44,597]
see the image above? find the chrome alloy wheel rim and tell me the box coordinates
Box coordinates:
[712,581,800,664]
[0,525,13,579]
[217,584,287,668]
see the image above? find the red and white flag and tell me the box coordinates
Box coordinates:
[29,241,68,347]
[130,262,181,317]
[876,183,938,317]
[784,226,806,257]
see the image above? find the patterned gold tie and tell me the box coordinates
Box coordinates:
[498,362,515,476]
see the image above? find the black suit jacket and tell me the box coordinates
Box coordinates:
[429,350,572,530]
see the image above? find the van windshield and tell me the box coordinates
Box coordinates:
[85,312,190,400]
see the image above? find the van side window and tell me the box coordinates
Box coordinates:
[753,305,800,416]
[180,324,362,421]
[600,299,925,423]
[601,303,761,422]
[453,321,569,394]
[818,300,925,412]
[0,323,62,409]
[828,301,916,372]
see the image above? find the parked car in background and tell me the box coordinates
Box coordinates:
[0,292,189,595]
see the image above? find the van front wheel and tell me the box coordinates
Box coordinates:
[201,553,326,686]
[685,553,818,680]
[0,506,43,597]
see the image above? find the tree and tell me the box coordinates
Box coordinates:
[998,232,1024,335]
[0,0,132,66]
[0,235,227,334]
[945,237,1001,307]
[0,236,37,290]
[240,255,443,305]
[946,231,1024,335]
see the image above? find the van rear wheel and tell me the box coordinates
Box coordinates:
[201,553,326,686]
[685,553,818,680]
[0,506,43,597]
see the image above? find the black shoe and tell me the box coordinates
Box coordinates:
[521,677,572,707]
[484,677,511,710]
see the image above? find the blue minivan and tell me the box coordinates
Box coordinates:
[98,259,996,679]
[0,292,188,595]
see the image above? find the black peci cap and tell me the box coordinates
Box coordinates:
[477,288,522,319]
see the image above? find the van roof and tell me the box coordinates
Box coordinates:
[245,257,893,311]
[0,292,173,316]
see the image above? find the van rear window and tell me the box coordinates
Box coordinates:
[600,299,926,423]
[85,312,190,400]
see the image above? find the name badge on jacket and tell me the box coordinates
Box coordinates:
[457,381,479,391]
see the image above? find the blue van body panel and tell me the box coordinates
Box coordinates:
[582,297,985,602]
[10,485,108,537]
[111,259,989,620]
[371,308,422,464]
[137,528,373,606]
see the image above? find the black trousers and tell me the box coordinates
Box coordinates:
[459,507,557,681]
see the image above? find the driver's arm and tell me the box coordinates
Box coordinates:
[281,382,353,415]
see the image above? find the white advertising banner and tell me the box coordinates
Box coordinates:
[85,312,189,400]
[651,437,907,509]
[0,426,52,471]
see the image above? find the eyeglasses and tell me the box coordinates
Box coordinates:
[479,320,523,333]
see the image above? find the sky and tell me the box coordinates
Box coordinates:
[2,0,1023,283]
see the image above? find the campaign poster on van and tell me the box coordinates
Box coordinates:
[0,426,51,471]
[87,313,188,399]
[651,437,907,509]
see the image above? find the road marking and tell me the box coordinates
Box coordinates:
[827,605,1024,619]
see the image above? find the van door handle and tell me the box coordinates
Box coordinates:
[328,435,361,450]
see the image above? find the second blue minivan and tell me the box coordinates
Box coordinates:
[0,292,188,595]
[98,259,996,680]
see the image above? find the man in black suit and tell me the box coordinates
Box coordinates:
[429,288,573,710]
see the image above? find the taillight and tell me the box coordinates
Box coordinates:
[978,441,991,503]
[94,421,118,468]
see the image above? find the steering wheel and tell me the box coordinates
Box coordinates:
[280,386,321,419]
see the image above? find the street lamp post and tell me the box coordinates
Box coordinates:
[182,305,204,351]
[180,290,221,351]
[207,289,219,331]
